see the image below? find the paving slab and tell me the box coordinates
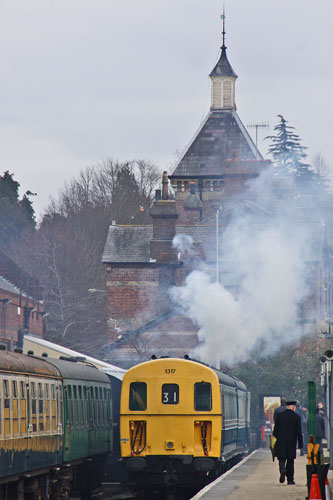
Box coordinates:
[191,449,308,500]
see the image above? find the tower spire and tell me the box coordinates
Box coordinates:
[209,7,237,110]
[221,5,226,49]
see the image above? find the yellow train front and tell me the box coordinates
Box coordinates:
[120,357,250,490]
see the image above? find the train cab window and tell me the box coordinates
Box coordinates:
[162,384,179,405]
[129,382,147,411]
[194,382,212,411]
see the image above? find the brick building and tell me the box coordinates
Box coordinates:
[102,28,332,368]
[0,249,44,351]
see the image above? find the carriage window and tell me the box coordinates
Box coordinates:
[129,382,147,411]
[162,384,179,405]
[20,381,25,398]
[194,382,212,411]
[31,382,36,398]
[38,383,43,398]
[4,380,10,409]
[3,380,9,397]
[12,380,18,398]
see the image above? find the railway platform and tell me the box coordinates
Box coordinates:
[191,449,309,500]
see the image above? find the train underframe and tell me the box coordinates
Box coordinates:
[0,455,107,500]
[124,453,244,494]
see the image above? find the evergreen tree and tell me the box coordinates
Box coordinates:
[266,115,322,194]
[0,171,36,245]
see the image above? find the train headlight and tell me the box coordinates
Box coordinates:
[165,441,175,450]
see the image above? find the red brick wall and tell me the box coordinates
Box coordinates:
[0,290,44,350]
[106,265,159,340]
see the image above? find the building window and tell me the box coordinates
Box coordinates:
[212,80,222,107]
[223,80,232,107]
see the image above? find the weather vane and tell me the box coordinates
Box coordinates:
[220,5,226,48]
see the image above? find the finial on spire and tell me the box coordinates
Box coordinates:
[220,5,226,49]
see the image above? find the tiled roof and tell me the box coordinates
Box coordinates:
[0,249,44,300]
[102,225,153,263]
[209,47,237,78]
[170,110,262,178]
[102,200,325,265]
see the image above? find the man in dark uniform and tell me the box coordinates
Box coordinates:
[273,397,287,423]
[273,400,303,485]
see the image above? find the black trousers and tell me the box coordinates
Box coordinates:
[278,457,294,482]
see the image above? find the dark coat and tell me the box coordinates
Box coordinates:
[273,409,303,459]
[316,412,326,441]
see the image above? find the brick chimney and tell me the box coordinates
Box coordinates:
[150,172,179,314]
[183,183,202,223]
[150,171,178,263]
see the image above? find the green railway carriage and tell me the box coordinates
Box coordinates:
[45,357,113,462]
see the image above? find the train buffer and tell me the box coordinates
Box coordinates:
[190,449,309,500]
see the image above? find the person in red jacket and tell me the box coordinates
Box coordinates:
[273,400,303,485]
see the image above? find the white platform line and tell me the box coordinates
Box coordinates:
[190,450,259,500]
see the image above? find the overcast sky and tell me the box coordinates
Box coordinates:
[1,0,332,218]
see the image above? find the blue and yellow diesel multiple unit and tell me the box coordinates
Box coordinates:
[120,357,250,489]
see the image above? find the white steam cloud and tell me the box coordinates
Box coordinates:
[171,169,317,365]
[172,234,194,254]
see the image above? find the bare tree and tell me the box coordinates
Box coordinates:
[32,159,161,356]
[312,153,333,190]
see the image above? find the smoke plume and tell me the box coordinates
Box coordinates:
[171,168,318,365]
